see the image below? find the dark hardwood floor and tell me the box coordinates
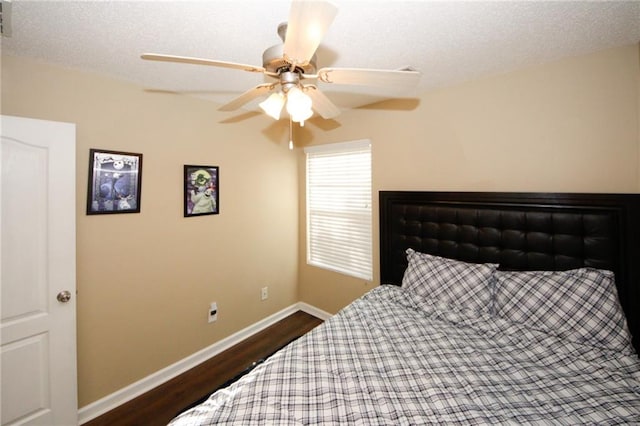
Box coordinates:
[84,311,323,426]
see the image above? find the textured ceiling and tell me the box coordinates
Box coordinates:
[2,0,640,112]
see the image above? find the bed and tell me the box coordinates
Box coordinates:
[170,191,640,425]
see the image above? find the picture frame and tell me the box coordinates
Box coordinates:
[184,165,219,217]
[86,149,143,215]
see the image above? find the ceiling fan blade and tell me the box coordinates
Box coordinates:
[315,67,421,89]
[141,53,265,73]
[304,85,340,119]
[219,84,276,111]
[284,0,338,66]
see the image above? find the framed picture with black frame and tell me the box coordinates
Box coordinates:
[86,149,143,214]
[184,165,219,217]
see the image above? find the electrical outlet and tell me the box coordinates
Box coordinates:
[208,302,218,323]
[261,286,268,301]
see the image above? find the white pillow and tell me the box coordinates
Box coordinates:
[494,268,633,352]
[401,249,497,313]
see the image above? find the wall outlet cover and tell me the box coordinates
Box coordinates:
[208,302,218,323]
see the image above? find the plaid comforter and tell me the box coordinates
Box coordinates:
[170,285,640,425]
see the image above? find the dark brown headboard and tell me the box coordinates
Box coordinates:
[379,191,640,354]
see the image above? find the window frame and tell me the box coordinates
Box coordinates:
[304,139,372,281]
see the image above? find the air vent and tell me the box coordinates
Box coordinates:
[1,0,12,38]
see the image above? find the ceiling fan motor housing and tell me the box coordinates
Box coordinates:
[279,71,303,93]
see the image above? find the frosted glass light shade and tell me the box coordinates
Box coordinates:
[286,87,313,123]
[291,107,313,124]
[259,92,285,120]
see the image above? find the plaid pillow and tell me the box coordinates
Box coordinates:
[401,249,496,313]
[494,268,633,352]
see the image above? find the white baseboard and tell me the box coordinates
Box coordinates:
[297,302,333,321]
[78,302,330,424]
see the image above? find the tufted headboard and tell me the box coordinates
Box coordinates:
[379,191,640,354]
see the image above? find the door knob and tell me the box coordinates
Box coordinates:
[57,290,72,303]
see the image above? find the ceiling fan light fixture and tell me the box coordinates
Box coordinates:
[141,0,422,149]
[290,107,313,125]
[259,92,285,120]
[286,86,313,123]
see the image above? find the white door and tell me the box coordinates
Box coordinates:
[1,115,77,425]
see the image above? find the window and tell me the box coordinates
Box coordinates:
[305,140,372,280]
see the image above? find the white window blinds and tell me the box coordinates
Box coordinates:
[305,140,372,280]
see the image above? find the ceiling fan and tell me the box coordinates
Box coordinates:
[141,0,420,128]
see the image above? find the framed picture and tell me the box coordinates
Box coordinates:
[86,149,143,214]
[184,165,219,217]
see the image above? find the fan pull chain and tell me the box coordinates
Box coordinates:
[289,116,294,150]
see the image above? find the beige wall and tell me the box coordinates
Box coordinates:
[1,55,299,406]
[298,44,640,314]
